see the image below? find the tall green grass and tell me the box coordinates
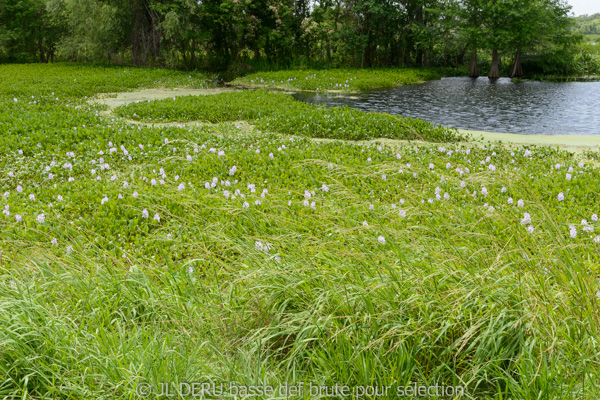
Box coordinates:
[1,64,599,399]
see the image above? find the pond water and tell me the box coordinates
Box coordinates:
[293,77,600,135]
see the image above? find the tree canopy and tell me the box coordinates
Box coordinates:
[0,0,584,76]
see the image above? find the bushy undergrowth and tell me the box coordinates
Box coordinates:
[232,68,461,92]
[114,90,460,142]
[1,64,600,399]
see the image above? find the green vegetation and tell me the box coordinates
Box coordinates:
[573,13,600,35]
[114,90,460,142]
[0,0,583,79]
[2,64,600,400]
[0,63,210,99]
[232,68,460,92]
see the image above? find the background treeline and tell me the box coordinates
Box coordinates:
[0,0,598,77]
[573,12,600,35]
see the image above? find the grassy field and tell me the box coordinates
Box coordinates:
[1,64,600,399]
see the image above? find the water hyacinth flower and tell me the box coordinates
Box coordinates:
[521,213,532,225]
[570,225,577,238]
[15,214,22,222]
[243,201,249,209]
[566,173,572,181]
[429,163,434,170]
[178,183,185,191]
[528,226,535,233]
[51,238,58,245]
[229,166,237,175]
[321,184,329,192]
[592,214,598,222]
[460,181,466,188]
[101,196,108,205]
[488,164,496,172]
[187,155,192,161]
[594,236,600,244]
[517,199,524,207]
[378,236,386,245]
[558,192,564,201]
[142,209,149,219]
[481,187,488,196]
[132,191,139,198]
[153,213,160,222]
[524,150,532,157]
[36,213,45,223]
[29,194,35,201]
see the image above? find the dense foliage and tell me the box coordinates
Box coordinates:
[573,13,600,35]
[1,63,600,400]
[0,0,587,77]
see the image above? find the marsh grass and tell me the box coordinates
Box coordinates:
[114,90,460,143]
[232,68,461,92]
[1,64,599,399]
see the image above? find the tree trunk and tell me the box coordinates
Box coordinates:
[469,51,479,78]
[509,50,524,78]
[456,45,468,68]
[488,49,500,79]
[38,39,47,63]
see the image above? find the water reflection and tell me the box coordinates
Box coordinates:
[293,77,600,135]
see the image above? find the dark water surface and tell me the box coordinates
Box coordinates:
[293,77,600,135]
